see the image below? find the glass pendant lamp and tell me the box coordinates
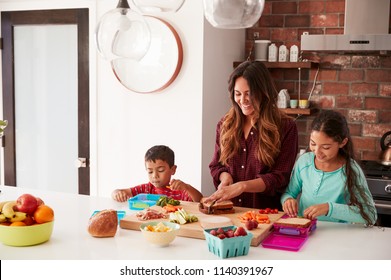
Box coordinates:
[132,0,185,13]
[203,0,265,29]
[95,0,151,61]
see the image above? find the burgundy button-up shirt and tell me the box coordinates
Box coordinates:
[209,117,298,210]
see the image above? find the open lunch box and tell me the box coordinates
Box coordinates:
[128,193,165,210]
[261,215,317,252]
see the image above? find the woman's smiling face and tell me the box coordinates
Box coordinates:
[234,76,254,117]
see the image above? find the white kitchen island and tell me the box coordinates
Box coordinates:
[0,185,390,260]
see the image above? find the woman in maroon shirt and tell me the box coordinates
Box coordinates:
[205,61,298,210]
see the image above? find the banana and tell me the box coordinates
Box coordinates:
[1,201,27,222]
[0,200,14,213]
[2,201,18,218]
[0,213,6,223]
[9,211,27,222]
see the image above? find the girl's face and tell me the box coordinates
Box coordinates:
[234,76,254,117]
[145,159,176,188]
[310,131,347,164]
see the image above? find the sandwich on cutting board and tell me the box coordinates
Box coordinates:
[198,197,235,215]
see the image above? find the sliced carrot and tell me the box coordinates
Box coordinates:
[163,205,182,212]
[238,211,270,224]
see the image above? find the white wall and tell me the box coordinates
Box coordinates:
[0,0,244,198]
[201,21,245,196]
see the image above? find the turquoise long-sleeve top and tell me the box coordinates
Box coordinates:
[281,152,377,225]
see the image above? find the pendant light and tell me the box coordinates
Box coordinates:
[132,0,185,13]
[95,0,151,61]
[203,0,265,29]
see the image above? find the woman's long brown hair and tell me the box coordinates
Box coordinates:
[219,61,286,167]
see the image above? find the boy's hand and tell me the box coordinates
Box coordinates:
[169,179,188,191]
[112,190,129,202]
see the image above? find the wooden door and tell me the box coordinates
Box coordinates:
[1,9,90,195]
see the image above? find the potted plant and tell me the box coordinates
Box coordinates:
[0,120,8,136]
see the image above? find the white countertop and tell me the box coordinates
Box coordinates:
[1,185,390,260]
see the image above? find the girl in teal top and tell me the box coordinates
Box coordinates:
[281,110,377,226]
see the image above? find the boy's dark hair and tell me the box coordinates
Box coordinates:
[145,145,175,167]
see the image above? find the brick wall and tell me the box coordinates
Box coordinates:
[246,0,391,161]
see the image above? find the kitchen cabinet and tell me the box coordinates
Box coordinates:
[233,61,319,116]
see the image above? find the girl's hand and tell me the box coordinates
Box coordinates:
[303,203,329,220]
[283,198,299,217]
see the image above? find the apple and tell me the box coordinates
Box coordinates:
[15,193,39,214]
[23,215,36,226]
[36,197,45,206]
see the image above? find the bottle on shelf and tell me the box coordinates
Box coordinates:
[289,45,299,62]
[278,45,288,62]
[277,89,290,108]
[268,43,277,62]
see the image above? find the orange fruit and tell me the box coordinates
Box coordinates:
[33,205,54,224]
[10,221,26,226]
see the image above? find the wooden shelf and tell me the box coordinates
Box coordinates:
[233,61,318,69]
[280,108,316,115]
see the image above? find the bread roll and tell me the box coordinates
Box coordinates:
[88,209,118,237]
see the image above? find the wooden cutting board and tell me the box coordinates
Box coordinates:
[119,201,284,246]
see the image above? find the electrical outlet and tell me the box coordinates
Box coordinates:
[253,32,259,39]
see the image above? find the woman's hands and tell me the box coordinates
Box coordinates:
[204,182,245,203]
[218,172,233,189]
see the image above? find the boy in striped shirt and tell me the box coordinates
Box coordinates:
[112,145,203,203]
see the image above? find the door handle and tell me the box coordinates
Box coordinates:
[75,157,88,168]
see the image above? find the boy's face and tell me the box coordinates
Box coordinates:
[145,159,176,188]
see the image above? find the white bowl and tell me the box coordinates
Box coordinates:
[140,221,180,247]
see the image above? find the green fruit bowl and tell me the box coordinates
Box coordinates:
[0,221,54,246]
